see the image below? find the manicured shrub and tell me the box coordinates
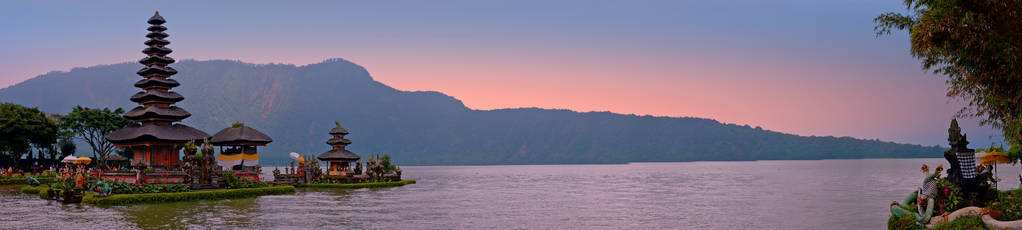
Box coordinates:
[223,172,268,189]
[105,181,190,194]
[82,185,296,206]
[931,217,986,229]
[38,188,53,200]
[299,180,416,189]
[0,177,55,185]
[38,188,48,199]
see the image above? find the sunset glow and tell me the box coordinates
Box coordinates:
[0,0,1002,147]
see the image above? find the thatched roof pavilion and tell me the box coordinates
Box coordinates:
[211,123,271,169]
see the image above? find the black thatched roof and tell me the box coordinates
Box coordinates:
[105,123,210,144]
[130,91,183,103]
[123,106,191,120]
[107,154,129,161]
[147,25,167,32]
[143,38,170,47]
[139,55,174,66]
[210,124,272,146]
[326,138,351,146]
[146,32,169,39]
[147,12,166,25]
[318,149,360,162]
[329,126,349,135]
[137,65,177,76]
[134,78,179,88]
[141,46,173,56]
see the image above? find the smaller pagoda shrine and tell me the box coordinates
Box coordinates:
[317,122,361,176]
[211,123,272,171]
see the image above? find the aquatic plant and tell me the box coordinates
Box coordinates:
[20,185,45,195]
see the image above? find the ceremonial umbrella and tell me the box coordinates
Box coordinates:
[61,155,77,164]
[74,156,92,165]
[981,149,1011,189]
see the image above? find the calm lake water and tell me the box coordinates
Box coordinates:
[1,158,1019,229]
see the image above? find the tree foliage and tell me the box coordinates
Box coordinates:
[59,138,76,159]
[0,103,58,166]
[59,106,131,165]
[875,0,1022,155]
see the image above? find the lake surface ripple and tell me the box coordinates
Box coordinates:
[2,158,1017,229]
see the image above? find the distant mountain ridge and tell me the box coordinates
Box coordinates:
[0,59,944,165]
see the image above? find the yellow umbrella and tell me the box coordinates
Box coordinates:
[74,156,92,165]
[981,150,1011,165]
[981,149,1011,190]
[297,156,306,164]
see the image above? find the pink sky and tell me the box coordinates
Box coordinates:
[0,1,1004,147]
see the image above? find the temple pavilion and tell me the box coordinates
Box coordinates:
[318,122,361,176]
[105,12,209,169]
[211,123,272,170]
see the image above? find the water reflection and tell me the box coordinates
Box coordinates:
[2,159,1020,229]
[114,197,263,229]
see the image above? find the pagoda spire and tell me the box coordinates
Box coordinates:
[317,121,360,173]
[327,121,352,150]
[127,11,185,122]
[105,12,209,168]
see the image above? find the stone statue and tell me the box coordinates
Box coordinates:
[354,159,363,175]
[891,164,943,225]
[201,138,215,185]
[944,119,978,191]
[26,176,40,187]
[95,180,111,196]
[184,140,198,157]
[366,154,386,180]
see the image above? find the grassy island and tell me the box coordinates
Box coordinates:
[298,180,416,189]
[81,185,296,206]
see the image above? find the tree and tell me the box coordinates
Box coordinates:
[875,0,1022,158]
[58,138,76,159]
[59,106,131,166]
[34,114,74,162]
[0,103,58,168]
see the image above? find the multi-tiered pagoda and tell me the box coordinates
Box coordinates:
[318,122,361,175]
[105,12,209,169]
